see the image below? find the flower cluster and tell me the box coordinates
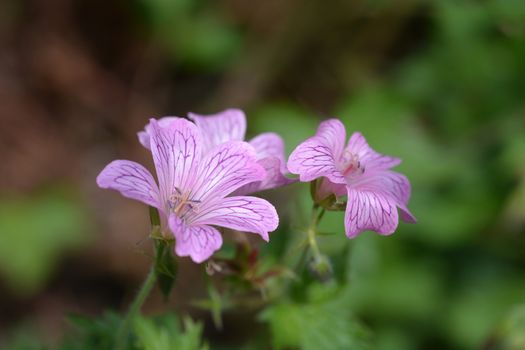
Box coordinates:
[97,110,415,263]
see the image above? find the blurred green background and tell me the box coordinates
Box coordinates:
[1,0,525,349]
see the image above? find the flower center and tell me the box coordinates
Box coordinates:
[340,150,365,177]
[168,187,201,217]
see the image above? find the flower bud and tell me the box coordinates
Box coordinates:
[310,178,346,211]
[308,254,333,282]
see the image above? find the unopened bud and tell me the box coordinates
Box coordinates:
[308,255,333,282]
[310,179,346,211]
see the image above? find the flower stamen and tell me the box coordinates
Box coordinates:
[340,151,365,177]
[168,187,201,216]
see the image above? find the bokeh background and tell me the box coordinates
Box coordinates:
[1,0,525,349]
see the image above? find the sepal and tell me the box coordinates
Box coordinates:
[310,179,347,211]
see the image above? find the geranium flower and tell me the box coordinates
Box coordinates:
[97,118,278,263]
[288,119,416,238]
[138,109,294,194]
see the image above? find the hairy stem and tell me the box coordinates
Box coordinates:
[115,265,157,350]
[307,204,325,262]
[294,203,326,272]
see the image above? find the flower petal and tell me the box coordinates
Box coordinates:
[353,170,416,223]
[238,132,295,194]
[345,187,399,238]
[188,108,246,152]
[137,117,181,150]
[346,132,401,171]
[235,157,296,195]
[367,171,411,204]
[315,119,347,160]
[249,132,286,162]
[190,196,278,241]
[169,215,222,263]
[399,203,417,223]
[149,118,201,199]
[287,138,346,184]
[191,141,265,201]
[96,160,160,209]
[383,172,416,223]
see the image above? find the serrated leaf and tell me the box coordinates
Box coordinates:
[133,314,208,350]
[261,286,371,350]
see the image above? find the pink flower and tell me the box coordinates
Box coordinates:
[138,109,294,194]
[97,118,278,263]
[288,119,416,238]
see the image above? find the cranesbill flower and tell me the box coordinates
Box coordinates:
[97,118,278,263]
[288,119,415,238]
[138,109,294,194]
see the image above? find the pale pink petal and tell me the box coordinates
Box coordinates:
[364,171,411,204]
[96,160,160,209]
[352,170,416,223]
[243,132,294,193]
[235,157,296,195]
[399,203,417,223]
[169,215,222,263]
[345,187,399,238]
[287,138,346,184]
[249,132,286,162]
[191,141,265,201]
[188,109,246,152]
[346,132,401,171]
[138,131,149,149]
[149,118,201,200]
[137,117,181,150]
[314,119,347,160]
[189,196,278,241]
[386,173,416,223]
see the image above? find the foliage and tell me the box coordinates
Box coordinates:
[1,312,208,350]
[133,314,208,350]
[260,284,371,350]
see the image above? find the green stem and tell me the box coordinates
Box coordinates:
[294,204,327,274]
[115,265,157,350]
[306,204,325,262]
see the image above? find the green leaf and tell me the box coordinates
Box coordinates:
[150,207,178,299]
[261,285,371,350]
[154,240,178,300]
[63,311,122,350]
[133,314,208,350]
